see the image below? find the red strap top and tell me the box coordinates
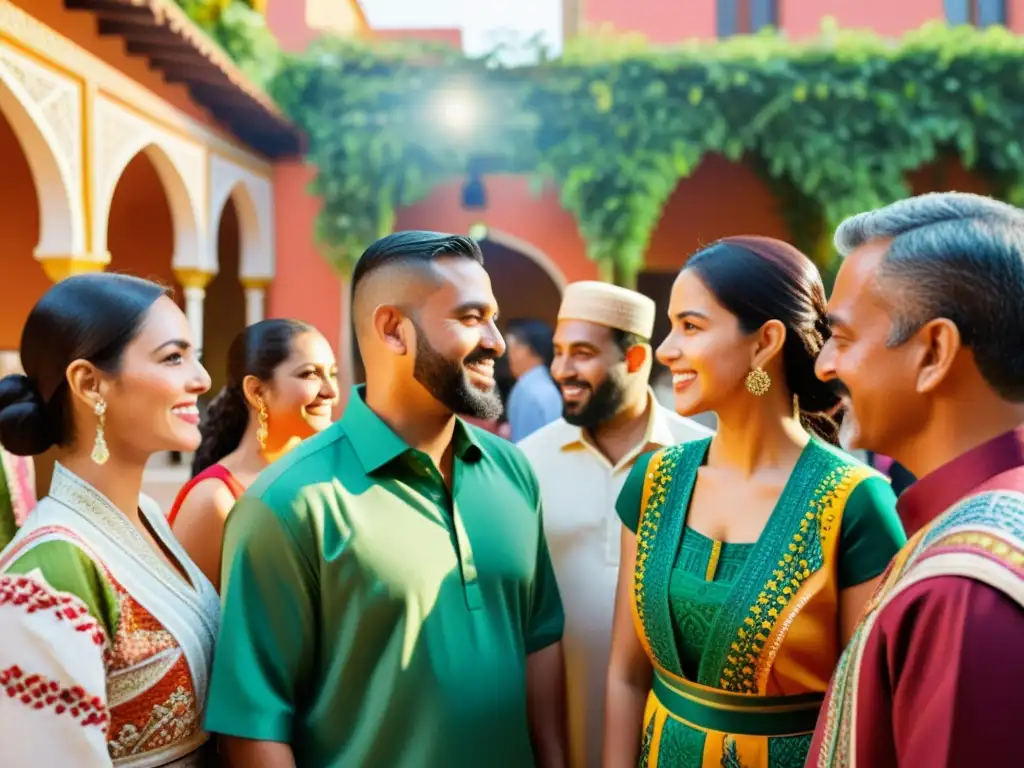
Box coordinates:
[167,464,245,527]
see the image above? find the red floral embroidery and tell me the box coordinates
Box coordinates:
[0,666,108,729]
[0,575,106,647]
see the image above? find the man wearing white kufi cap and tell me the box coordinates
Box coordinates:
[519,281,713,768]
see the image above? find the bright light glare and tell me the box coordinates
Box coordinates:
[436,89,477,132]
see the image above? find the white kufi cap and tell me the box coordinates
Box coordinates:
[557,281,656,338]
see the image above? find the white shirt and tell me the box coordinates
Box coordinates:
[518,394,714,768]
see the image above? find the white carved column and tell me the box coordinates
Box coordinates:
[0,34,88,263]
[174,269,215,350]
[242,277,270,326]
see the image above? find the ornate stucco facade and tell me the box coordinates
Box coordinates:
[0,0,283,346]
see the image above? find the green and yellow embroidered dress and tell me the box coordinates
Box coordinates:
[616,436,905,767]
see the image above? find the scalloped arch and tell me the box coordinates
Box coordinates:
[0,69,82,256]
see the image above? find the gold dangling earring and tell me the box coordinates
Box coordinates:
[793,394,801,421]
[256,397,269,450]
[91,399,109,465]
[744,367,771,397]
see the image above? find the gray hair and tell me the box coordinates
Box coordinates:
[834,192,1024,401]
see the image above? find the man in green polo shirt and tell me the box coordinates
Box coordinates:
[206,231,568,767]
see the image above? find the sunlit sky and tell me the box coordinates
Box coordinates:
[360,0,563,59]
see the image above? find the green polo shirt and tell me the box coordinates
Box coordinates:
[205,387,564,767]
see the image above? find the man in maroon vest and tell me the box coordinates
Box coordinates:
[809,191,1024,767]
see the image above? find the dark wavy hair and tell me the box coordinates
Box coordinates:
[684,235,840,443]
[191,319,314,476]
[0,274,167,456]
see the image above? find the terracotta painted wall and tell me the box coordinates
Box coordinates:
[395,174,597,285]
[374,28,463,47]
[783,0,1023,37]
[1012,0,1024,31]
[645,156,789,272]
[908,155,996,196]
[780,0,946,38]
[267,161,345,394]
[388,161,786,289]
[579,0,717,41]
[267,0,370,53]
[579,0,1020,41]
[0,110,52,350]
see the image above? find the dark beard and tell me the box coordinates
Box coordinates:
[411,320,503,421]
[562,371,627,429]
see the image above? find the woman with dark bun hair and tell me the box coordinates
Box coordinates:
[169,319,338,590]
[0,273,218,767]
[605,237,907,767]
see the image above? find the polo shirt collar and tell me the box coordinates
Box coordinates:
[554,389,675,469]
[341,385,483,474]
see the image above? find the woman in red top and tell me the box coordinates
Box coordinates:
[169,319,339,589]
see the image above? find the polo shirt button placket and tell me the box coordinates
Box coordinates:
[421,453,482,611]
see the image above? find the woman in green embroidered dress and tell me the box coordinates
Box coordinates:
[604,236,907,768]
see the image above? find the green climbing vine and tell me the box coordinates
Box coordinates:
[175,0,281,85]
[238,18,1024,283]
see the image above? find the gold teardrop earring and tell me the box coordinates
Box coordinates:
[744,367,771,397]
[91,399,109,465]
[793,394,801,422]
[256,397,269,451]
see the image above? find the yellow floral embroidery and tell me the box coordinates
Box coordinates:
[719,467,861,693]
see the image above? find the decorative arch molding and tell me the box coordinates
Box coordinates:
[209,154,273,279]
[94,95,206,270]
[0,42,84,256]
[468,224,568,292]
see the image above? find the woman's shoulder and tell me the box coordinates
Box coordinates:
[168,465,244,527]
[647,433,713,463]
[805,438,881,485]
[616,438,710,533]
[169,472,240,529]
[1,526,121,638]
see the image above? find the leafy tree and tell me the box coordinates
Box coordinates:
[224,18,1024,284]
[175,0,280,86]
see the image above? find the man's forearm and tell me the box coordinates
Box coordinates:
[526,642,569,768]
[220,736,297,768]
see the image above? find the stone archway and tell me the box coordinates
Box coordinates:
[203,190,248,397]
[105,147,179,291]
[0,66,82,259]
[0,94,58,351]
[210,179,263,280]
[472,225,569,294]
[97,142,202,275]
[472,226,565,330]
[475,230,565,406]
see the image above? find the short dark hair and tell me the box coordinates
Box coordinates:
[505,319,555,368]
[351,231,484,297]
[0,273,167,456]
[835,192,1024,401]
[610,328,650,356]
[685,235,838,441]
[192,319,315,476]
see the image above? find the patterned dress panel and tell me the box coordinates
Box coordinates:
[633,439,875,767]
[104,588,203,762]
